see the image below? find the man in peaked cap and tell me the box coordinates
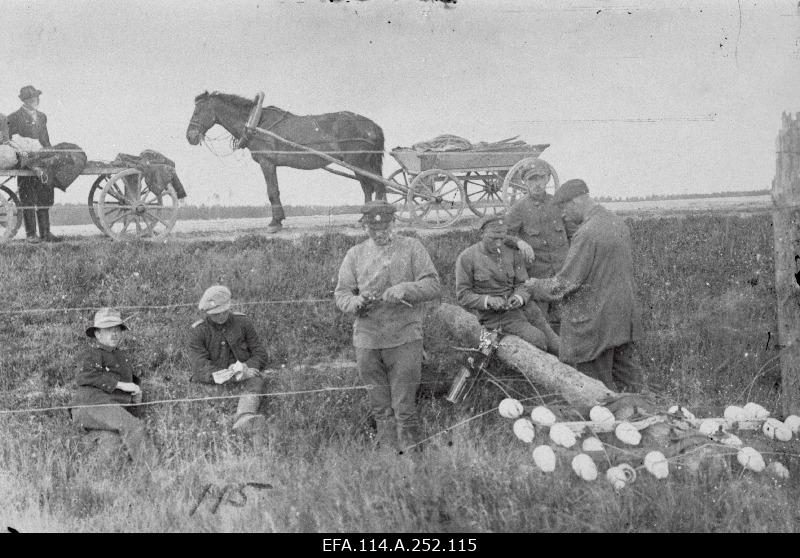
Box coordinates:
[71,308,157,465]
[525,179,645,392]
[7,85,59,243]
[455,214,558,353]
[186,285,272,433]
[504,158,569,346]
[335,200,442,452]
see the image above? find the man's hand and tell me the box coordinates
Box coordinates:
[234,366,259,382]
[381,285,408,305]
[516,240,535,263]
[212,368,236,385]
[507,294,525,309]
[116,381,141,395]
[485,296,507,311]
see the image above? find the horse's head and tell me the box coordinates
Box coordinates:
[186,91,216,145]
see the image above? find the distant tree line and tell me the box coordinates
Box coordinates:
[593,190,770,203]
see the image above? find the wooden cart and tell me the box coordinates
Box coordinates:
[385,146,559,228]
[0,162,180,242]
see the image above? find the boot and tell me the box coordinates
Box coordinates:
[22,209,39,243]
[526,305,560,355]
[375,417,398,450]
[37,209,61,242]
[398,423,423,454]
[232,394,266,432]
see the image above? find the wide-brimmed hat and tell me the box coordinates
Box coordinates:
[198,285,232,315]
[85,308,128,337]
[19,85,42,101]
[359,200,396,225]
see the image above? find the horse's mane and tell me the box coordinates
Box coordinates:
[195,91,291,116]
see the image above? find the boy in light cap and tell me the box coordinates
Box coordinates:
[187,285,271,433]
[71,308,156,465]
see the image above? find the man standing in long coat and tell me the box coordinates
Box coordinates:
[7,85,58,243]
[525,179,644,392]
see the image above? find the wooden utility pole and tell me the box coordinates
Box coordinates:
[772,112,800,416]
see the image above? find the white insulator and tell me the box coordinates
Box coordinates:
[742,402,769,420]
[614,422,641,446]
[571,453,598,481]
[762,421,777,440]
[549,423,577,448]
[668,405,696,422]
[513,418,536,443]
[617,463,637,483]
[589,406,615,425]
[775,424,793,442]
[530,406,557,426]
[498,398,524,419]
[723,405,745,423]
[698,419,720,436]
[721,434,743,447]
[737,447,766,472]
[783,415,800,434]
[606,466,627,490]
[767,461,790,479]
[581,436,604,453]
[644,451,669,479]
[532,445,556,472]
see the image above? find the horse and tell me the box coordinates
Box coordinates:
[186,91,385,232]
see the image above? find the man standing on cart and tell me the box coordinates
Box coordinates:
[7,85,59,243]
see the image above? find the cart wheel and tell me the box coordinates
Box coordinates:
[88,175,111,236]
[384,169,415,223]
[406,169,465,228]
[97,169,180,241]
[501,157,560,206]
[463,170,507,217]
[0,185,21,241]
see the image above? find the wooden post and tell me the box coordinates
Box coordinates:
[772,112,800,416]
[433,303,615,410]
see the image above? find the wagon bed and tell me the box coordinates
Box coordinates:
[0,161,180,242]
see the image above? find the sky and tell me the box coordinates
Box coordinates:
[2,0,799,207]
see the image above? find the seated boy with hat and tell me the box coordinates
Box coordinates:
[71,308,156,465]
[186,285,271,433]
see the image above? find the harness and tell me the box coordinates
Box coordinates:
[234,91,265,150]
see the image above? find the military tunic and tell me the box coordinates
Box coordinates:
[505,193,569,279]
[528,205,642,366]
[71,344,140,406]
[187,313,269,384]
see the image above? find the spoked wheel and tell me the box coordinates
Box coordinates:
[501,157,560,206]
[0,185,21,241]
[463,170,507,217]
[406,169,465,228]
[97,169,179,241]
[384,169,416,223]
[88,175,111,236]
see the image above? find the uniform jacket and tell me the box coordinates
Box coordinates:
[505,193,569,279]
[335,235,441,349]
[530,205,642,364]
[455,241,531,322]
[7,107,51,147]
[187,313,269,384]
[71,344,140,406]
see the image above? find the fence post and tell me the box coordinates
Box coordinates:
[772,112,800,416]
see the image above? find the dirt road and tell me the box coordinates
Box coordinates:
[39,194,771,242]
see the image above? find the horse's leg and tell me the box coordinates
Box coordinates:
[359,176,375,203]
[257,160,285,233]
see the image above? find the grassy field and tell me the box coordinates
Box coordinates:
[0,213,798,533]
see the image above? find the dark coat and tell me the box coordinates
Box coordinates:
[187,313,269,384]
[7,107,51,147]
[0,113,9,143]
[529,205,642,364]
[71,344,140,406]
